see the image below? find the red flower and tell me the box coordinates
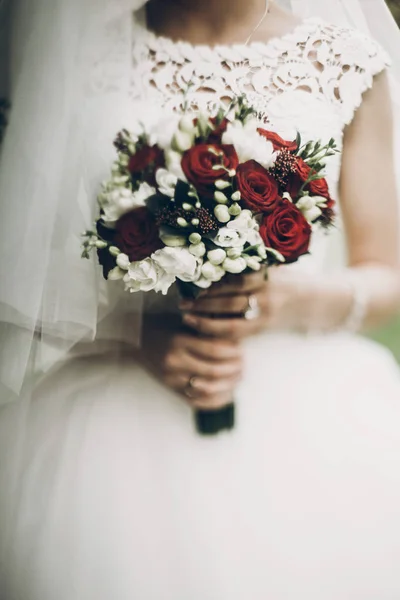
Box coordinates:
[287,157,332,202]
[308,175,330,199]
[181,144,239,199]
[236,160,279,214]
[260,199,311,263]
[115,207,163,261]
[258,129,298,153]
[128,145,165,185]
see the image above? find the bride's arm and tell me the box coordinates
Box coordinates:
[181,71,400,337]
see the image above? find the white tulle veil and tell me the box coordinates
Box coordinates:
[0,0,400,403]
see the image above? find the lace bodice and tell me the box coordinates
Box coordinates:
[131,11,389,130]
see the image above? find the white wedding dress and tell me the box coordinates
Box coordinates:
[2,11,400,600]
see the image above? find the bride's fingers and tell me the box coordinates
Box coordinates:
[163,349,243,380]
[182,312,264,339]
[181,294,250,316]
[163,373,239,408]
[178,335,242,361]
[199,270,266,298]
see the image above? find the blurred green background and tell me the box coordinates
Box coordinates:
[387,0,400,24]
[367,1,400,359]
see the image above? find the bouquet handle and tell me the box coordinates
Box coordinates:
[177,281,236,436]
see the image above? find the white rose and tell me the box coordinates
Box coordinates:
[155,168,178,198]
[222,257,247,274]
[100,181,156,224]
[212,227,247,248]
[222,119,277,169]
[207,248,226,265]
[201,261,225,282]
[116,253,130,270]
[124,258,175,295]
[152,247,200,282]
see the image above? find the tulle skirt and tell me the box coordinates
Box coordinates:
[1,331,400,599]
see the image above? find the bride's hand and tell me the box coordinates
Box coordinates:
[163,333,243,409]
[140,315,243,409]
[180,268,353,338]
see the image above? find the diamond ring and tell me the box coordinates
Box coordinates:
[244,294,261,321]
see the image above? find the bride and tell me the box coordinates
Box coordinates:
[2,0,400,597]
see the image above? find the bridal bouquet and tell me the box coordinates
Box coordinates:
[82,97,336,434]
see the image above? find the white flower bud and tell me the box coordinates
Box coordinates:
[172,130,193,153]
[245,255,262,271]
[179,114,196,135]
[159,233,187,247]
[282,192,293,203]
[207,248,226,265]
[228,169,236,177]
[182,203,193,211]
[95,240,108,249]
[194,277,213,290]
[231,190,241,201]
[116,253,130,270]
[228,203,241,216]
[107,266,126,280]
[227,247,242,259]
[214,191,229,204]
[109,246,121,257]
[119,154,129,167]
[189,242,206,257]
[189,232,202,245]
[191,218,200,227]
[214,204,231,223]
[222,257,247,274]
[215,179,231,191]
[177,217,189,228]
[201,261,225,282]
[257,245,267,259]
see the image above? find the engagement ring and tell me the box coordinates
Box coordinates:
[244,294,261,321]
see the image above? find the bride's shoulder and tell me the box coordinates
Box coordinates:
[306,19,391,74]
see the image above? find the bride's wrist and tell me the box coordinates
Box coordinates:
[307,275,366,334]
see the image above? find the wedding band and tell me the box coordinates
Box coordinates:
[244,294,261,321]
[184,376,198,398]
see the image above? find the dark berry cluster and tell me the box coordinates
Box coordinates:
[271,149,297,189]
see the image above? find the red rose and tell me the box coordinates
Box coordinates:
[287,157,332,202]
[181,144,239,199]
[286,157,312,198]
[128,145,165,185]
[308,175,331,200]
[236,160,279,214]
[260,199,311,263]
[258,129,298,153]
[115,207,163,261]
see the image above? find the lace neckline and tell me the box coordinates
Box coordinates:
[133,6,322,56]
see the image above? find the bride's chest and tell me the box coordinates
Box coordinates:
[130,37,345,152]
